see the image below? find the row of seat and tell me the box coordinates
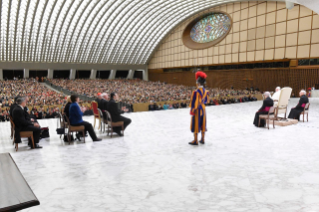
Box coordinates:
[58,107,125,145]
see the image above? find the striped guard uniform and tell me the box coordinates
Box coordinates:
[190,87,209,133]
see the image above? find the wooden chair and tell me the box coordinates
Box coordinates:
[105,111,124,138]
[63,114,85,144]
[9,118,35,151]
[9,115,14,140]
[97,108,104,132]
[91,101,102,130]
[259,106,277,130]
[300,103,310,122]
[57,112,68,139]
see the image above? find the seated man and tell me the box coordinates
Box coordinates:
[271,86,281,102]
[253,92,274,127]
[12,96,42,149]
[288,90,309,120]
[95,93,102,106]
[69,94,102,142]
[99,93,109,119]
[108,92,132,136]
[9,96,19,116]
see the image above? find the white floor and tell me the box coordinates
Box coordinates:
[1,98,319,212]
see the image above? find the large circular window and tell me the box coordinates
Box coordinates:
[182,12,232,50]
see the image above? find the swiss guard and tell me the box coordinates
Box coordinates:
[189,71,209,145]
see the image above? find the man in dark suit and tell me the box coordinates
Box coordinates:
[108,92,131,136]
[95,93,102,107]
[12,96,42,149]
[253,92,274,127]
[9,96,19,117]
[288,90,309,120]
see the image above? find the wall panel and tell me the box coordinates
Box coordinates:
[149,2,317,70]
[149,67,319,95]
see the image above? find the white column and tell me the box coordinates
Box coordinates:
[142,69,148,81]
[108,69,116,79]
[47,69,54,79]
[90,69,97,79]
[24,68,29,78]
[70,68,76,80]
[0,69,3,80]
[127,69,135,79]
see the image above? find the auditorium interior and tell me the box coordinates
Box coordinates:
[0,0,319,211]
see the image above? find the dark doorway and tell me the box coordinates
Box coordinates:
[96,70,110,79]
[53,70,70,79]
[76,70,91,79]
[133,70,143,79]
[29,70,48,82]
[3,70,24,80]
[115,70,129,79]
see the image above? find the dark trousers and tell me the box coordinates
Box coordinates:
[288,108,303,120]
[113,116,132,133]
[73,121,98,140]
[21,126,41,144]
[253,111,268,127]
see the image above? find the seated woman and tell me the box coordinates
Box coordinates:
[63,96,71,119]
[69,94,102,142]
[288,90,309,121]
[253,92,274,127]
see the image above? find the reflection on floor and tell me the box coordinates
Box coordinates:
[0,98,318,212]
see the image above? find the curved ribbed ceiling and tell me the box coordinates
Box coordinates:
[0,0,315,65]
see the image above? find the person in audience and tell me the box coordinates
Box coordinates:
[180,101,187,108]
[189,71,209,146]
[288,90,309,121]
[163,103,169,110]
[12,96,42,148]
[108,92,132,136]
[149,101,156,111]
[69,94,102,142]
[157,103,163,110]
[253,91,274,127]
[173,102,180,109]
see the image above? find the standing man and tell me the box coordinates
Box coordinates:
[189,71,209,145]
[108,93,131,136]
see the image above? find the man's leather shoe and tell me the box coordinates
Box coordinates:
[31,144,42,149]
[115,131,123,136]
[76,133,81,141]
[93,138,102,142]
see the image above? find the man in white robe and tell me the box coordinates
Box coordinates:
[271,86,281,101]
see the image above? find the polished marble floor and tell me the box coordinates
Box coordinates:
[0,98,319,212]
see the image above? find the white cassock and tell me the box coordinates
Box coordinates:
[271,90,281,106]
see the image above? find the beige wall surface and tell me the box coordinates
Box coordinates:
[149,1,319,69]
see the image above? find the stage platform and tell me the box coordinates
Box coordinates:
[0,98,318,212]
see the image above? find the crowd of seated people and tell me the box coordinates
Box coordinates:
[47,79,261,110]
[48,79,194,105]
[148,91,258,111]
[0,78,65,108]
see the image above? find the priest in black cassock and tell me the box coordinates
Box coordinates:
[253,92,274,127]
[288,90,309,120]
